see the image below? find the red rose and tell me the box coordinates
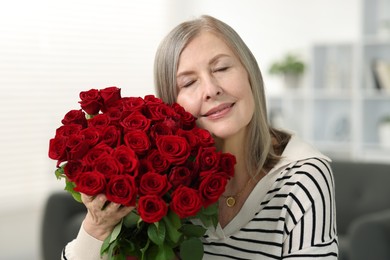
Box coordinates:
[55,124,83,137]
[66,134,84,149]
[64,160,85,181]
[123,130,151,155]
[193,127,215,147]
[67,134,90,160]
[121,111,151,132]
[100,86,121,110]
[74,170,106,196]
[106,174,137,206]
[172,103,196,130]
[170,186,202,219]
[61,109,88,128]
[137,159,152,176]
[177,129,200,156]
[138,195,168,223]
[83,143,113,166]
[106,108,123,125]
[139,171,171,196]
[145,149,170,173]
[219,153,236,178]
[156,135,190,165]
[79,89,102,115]
[113,145,139,176]
[101,125,121,148]
[144,95,163,104]
[196,146,220,172]
[48,136,68,163]
[149,122,174,140]
[80,128,100,146]
[122,97,145,113]
[88,114,110,129]
[144,103,176,121]
[93,154,123,176]
[168,166,194,188]
[198,171,228,207]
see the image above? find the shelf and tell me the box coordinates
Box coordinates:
[276,0,390,164]
[360,144,390,163]
[312,141,353,160]
[312,89,353,100]
[362,0,390,37]
[362,88,390,98]
[362,36,390,45]
[311,44,354,92]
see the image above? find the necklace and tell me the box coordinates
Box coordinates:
[221,178,252,207]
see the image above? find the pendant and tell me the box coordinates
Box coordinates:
[226,196,236,207]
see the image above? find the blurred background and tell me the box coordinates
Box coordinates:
[0,0,389,259]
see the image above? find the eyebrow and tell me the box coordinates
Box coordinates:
[176,53,230,78]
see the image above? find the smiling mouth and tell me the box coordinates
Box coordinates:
[201,103,235,117]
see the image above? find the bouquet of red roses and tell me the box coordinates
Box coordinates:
[48,86,236,260]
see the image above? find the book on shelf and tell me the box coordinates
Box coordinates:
[372,59,390,91]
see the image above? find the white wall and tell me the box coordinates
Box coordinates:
[0,1,361,259]
[167,0,361,95]
[0,1,168,259]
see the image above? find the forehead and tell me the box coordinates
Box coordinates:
[179,32,235,66]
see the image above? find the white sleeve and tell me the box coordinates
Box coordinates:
[61,221,108,260]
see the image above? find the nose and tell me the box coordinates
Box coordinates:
[202,75,223,100]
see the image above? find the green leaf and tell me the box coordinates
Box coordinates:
[55,166,65,179]
[162,212,182,244]
[196,203,219,228]
[64,180,82,202]
[107,239,118,259]
[101,235,111,255]
[147,221,166,246]
[180,237,204,260]
[123,210,140,228]
[120,240,137,256]
[100,220,123,256]
[111,252,126,260]
[201,203,218,216]
[211,213,219,228]
[110,220,123,243]
[156,243,175,260]
[167,209,181,228]
[197,212,213,228]
[180,224,206,238]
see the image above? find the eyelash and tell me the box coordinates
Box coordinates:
[214,67,228,72]
[179,67,229,88]
[182,80,195,88]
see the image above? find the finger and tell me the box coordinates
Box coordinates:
[103,201,122,211]
[119,206,135,217]
[95,194,109,210]
[80,193,94,204]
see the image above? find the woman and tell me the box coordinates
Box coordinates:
[62,15,338,259]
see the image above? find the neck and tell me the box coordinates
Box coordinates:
[215,130,251,194]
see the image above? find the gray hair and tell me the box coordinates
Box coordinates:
[154,15,276,177]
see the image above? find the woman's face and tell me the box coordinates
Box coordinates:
[176,32,255,140]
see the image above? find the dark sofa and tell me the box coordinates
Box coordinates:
[41,160,390,260]
[332,160,390,260]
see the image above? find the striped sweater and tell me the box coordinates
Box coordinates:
[201,136,338,259]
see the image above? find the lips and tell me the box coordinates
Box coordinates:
[201,103,234,117]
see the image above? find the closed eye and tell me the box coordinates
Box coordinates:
[213,67,229,73]
[181,80,195,88]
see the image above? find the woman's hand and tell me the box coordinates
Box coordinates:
[81,193,134,241]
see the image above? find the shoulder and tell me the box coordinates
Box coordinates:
[269,157,335,211]
[277,157,334,191]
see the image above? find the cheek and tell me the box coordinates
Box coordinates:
[176,93,199,117]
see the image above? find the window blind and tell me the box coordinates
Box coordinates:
[0,0,168,211]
